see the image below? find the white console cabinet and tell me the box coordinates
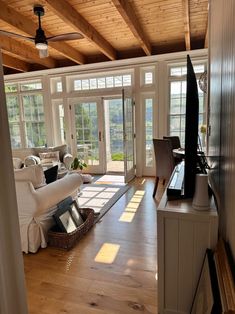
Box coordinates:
[157,192,218,314]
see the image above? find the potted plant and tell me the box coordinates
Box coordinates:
[70,157,87,171]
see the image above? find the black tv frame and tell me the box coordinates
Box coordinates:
[184,55,199,198]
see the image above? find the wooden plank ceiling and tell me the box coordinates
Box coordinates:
[0,0,208,74]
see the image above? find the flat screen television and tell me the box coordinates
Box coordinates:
[167,55,199,199]
[184,54,199,198]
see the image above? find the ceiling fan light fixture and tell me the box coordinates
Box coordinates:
[35,42,48,50]
[0,4,83,59]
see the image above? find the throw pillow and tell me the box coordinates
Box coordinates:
[35,144,67,162]
[14,164,46,189]
[24,155,40,167]
[51,145,68,162]
[44,165,58,184]
[39,151,60,165]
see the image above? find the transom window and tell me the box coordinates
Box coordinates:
[72,74,132,91]
[140,66,155,86]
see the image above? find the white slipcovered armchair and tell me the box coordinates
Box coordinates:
[14,165,82,253]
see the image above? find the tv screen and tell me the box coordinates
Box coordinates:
[184,55,199,198]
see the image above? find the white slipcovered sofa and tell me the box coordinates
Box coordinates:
[14,165,82,253]
[12,144,73,170]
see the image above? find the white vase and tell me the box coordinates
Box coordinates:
[192,174,210,211]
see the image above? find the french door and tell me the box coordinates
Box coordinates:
[69,93,135,178]
[69,98,104,174]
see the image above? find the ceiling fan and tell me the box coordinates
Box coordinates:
[0,5,84,58]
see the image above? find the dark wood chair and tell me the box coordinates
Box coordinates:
[163,135,183,164]
[163,136,181,149]
[152,139,175,198]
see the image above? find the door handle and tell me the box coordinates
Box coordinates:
[99,131,102,141]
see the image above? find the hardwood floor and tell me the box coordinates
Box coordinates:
[24,177,164,314]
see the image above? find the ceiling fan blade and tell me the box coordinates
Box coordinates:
[47,32,83,42]
[39,48,48,58]
[0,30,34,41]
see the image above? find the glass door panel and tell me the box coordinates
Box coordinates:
[104,98,124,173]
[70,98,104,173]
[145,98,154,167]
[122,90,135,182]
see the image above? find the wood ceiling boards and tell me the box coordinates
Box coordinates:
[0,0,208,74]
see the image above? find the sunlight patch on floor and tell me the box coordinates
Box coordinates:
[78,186,121,214]
[119,190,145,223]
[135,190,145,196]
[95,175,125,186]
[94,243,120,264]
[119,212,135,222]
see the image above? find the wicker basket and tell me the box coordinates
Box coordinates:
[48,208,94,250]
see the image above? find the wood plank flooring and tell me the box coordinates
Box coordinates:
[23,177,164,314]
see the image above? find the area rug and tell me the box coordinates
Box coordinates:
[94,175,126,186]
[78,184,129,223]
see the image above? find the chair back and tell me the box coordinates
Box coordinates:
[163,136,181,149]
[153,139,175,180]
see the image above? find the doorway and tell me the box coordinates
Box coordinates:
[69,92,135,182]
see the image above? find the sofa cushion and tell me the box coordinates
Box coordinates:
[12,157,23,169]
[14,164,46,189]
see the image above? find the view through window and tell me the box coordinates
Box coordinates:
[168,64,207,147]
[5,81,46,148]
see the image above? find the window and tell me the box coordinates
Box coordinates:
[5,84,17,93]
[52,100,66,145]
[22,94,46,147]
[20,81,42,91]
[5,81,46,148]
[58,105,65,144]
[56,82,63,92]
[168,63,207,146]
[72,73,132,91]
[6,95,21,148]
[145,72,153,84]
[141,67,155,86]
[144,97,154,167]
[50,77,63,93]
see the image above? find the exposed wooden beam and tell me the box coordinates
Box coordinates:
[111,0,151,56]
[43,0,116,61]
[182,0,191,51]
[0,0,85,64]
[0,36,56,68]
[2,53,30,72]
